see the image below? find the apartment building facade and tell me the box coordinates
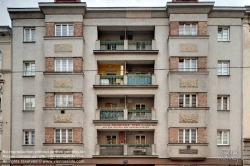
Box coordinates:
[0,26,12,166]
[8,0,245,166]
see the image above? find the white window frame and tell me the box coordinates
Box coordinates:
[218,61,229,76]
[24,28,36,42]
[24,96,35,110]
[179,59,197,72]
[218,27,230,41]
[179,94,197,107]
[106,135,117,144]
[55,129,73,143]
[178,129,197,143]
[179,23,197,36]
[24,62,35,76]
[55,94,73,107]
[217,96,230,110]
[23,130,35,145]
[135,135,146,144]
[55,59,73,72]
[55,24,74,36]
[217,130,230,145]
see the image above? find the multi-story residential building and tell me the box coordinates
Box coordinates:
[243,6,250,166]
[8,0,245,166]
[0,26,12,166]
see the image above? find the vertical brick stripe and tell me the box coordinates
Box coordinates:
[45,93,55,107]
[198,22,207,36]
[45,128,54,143]
[169,93,179,107]
[73,93,83,107]
[197,128,207,143]
[170,22,179,36]
[74,22,83,36]
[169,57,179,71]
[169,128,179,143]
[45,57,54,72]
[198,57,207,71]
[46,23,55,36]
[73,128,83,143]
[198,93,207,107]
[73,58,83,72]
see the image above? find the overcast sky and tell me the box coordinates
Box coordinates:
[1,0,249,26]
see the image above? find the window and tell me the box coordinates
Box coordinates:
[136,41,146,50]
[23,130,35,145]
[55,129,72,143]
[107,135,117,144]
[217,96,229,110]
[55,59,73,72]
[55,24,74,36]
[218,61,229,75]
[24,28,35,42]
[55,94,73,107]
[107,44,116,50]
[179,129,197,143]
[135,135,146,144]
[179,94,197,107]
[24,96,35,110]
[135,104,146,116]
[0,50,2,69]
[179,59,197,71]
[179,23,197,36]
[218,27,229,41]
[217,130,229,145]
[24,62,35,76]
[0,93,2,110]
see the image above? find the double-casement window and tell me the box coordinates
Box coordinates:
[179,129,197,143]
[107,135,117,144]
[23,130,35,145]
[55,59,73,72]
[179,23,197,36]
[218,61,229,75]
[217,130,229,145]
[218,27,229,41]
[217,96,229,110]
[179,59,197,71]
[135,104,146,116]
[24,28,36,42]
[55,129,73,143]
[55,94,73,107]
[55,24,74,36]
[179,94,197,107]
[24,62,35,76]
[135,135,146,144]
[24,96,35,110]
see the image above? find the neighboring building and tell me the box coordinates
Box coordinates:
[243,6,250,166]
[0,26,12,166]
[8,0,245,166]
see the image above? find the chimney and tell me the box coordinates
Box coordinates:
[172,0,199,2]
[54,0,81,2]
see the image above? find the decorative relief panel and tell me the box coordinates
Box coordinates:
[180,43,198,52]
[179,149,198,154]
[54,44,72,52]
[179,114,198,123]
[54,80,73,88]
[54,114,72,123]
[180,79,198,88]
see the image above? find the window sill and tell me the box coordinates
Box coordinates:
[43,143,83,146]
[43,107,84,110]
[22,144,35,146]
[168,107,209,110]
[23,75,35,77]
[217,144,230,146]
[217,75,230,77]
[169,71,209,75]
[22,110,35,112]
[23,41,36,43]
[218,41,230,42]
[43,72,83,75]
[217,110,230,111]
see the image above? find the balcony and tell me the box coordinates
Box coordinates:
[100,41,124,50]
[100,75,124,85]
[127,144,154,155]
[128,74,152,85]
[100,108,124,120]
[128,40,152,50]
[99,144,124,155]
[128,109,152,120]
[168,143,208,160]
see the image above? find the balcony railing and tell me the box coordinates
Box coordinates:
[100,41,124,50]
[100,108,124,120]
[100,144,124,155]
[128,40,152,50]
[128,109,152,120]
[127,144,152,155]
[127,74,152,85]
[100,75,124,85]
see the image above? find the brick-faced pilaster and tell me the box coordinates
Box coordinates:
[170,22,179,36]
[197,128,207,143]
[73,128,83,143]
[73,58,83,72]
[169,57,179,71]
[169,128,178,143]
[46,23,55,36]
[73,93,82,107]
[198,22,207,36]
[169,93,179,107]
[45,58,54,72]
[45,128,54,143]
[45,93,55,107]
[74,22,83,37]
[198,93,207,107]
[198,57,207,71]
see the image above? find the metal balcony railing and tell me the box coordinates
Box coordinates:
[127,144,152,155]
[100,41,124,50]
[127,74,152,85]
[100,75,124,85]
[128,109,152,120]
[128,40,152,50]
[100,144,124,155]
